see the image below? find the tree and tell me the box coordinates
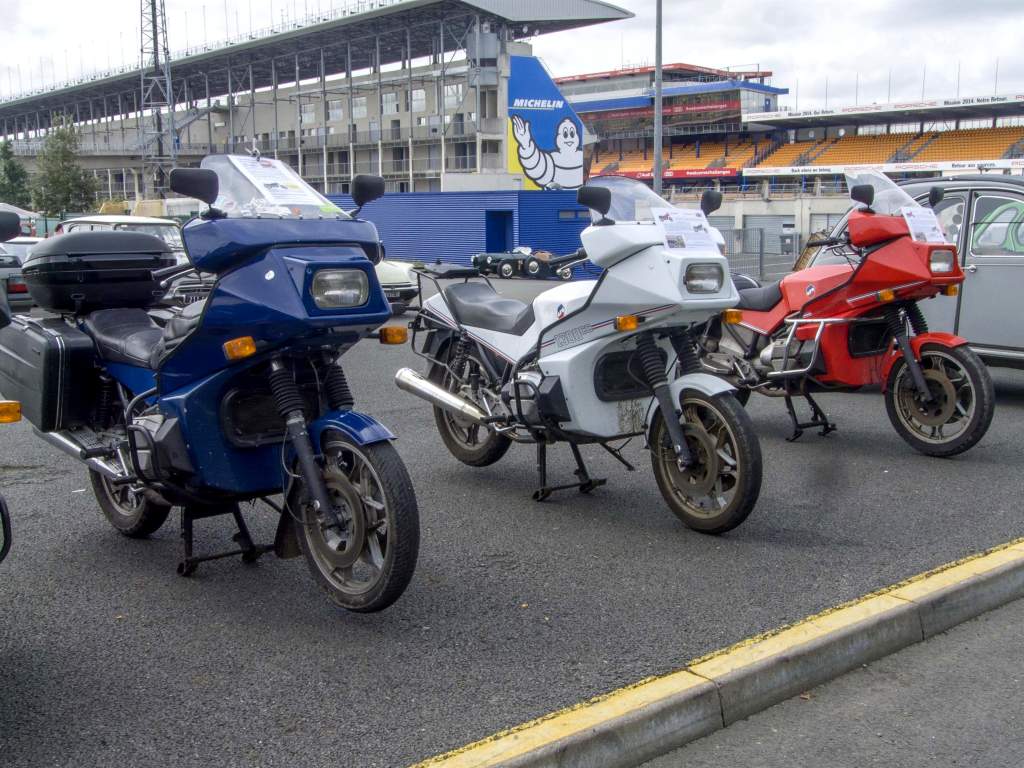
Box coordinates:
[0,141,31,209]
[30,125,98,216]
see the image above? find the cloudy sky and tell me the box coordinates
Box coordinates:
[2,0,1022,108]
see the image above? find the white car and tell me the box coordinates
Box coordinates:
[376,259,419,315]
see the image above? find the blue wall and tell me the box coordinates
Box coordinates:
[327,190,599,277]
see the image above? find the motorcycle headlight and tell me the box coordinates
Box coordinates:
[684,263,724,294]
[311,269,369,309]
[929,249,955,274]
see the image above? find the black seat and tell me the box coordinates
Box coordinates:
[82,309,164,368]
[736,281,784,312]
[150,300,206,368]
[442,282,535,335]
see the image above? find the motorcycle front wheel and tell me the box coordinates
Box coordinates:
[884,343,994,457]
[650,392,762,534]
[291,432,419,612]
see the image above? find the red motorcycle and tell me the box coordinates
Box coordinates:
[701,171,994,457]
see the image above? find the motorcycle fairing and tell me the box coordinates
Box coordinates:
[738,264,853,335]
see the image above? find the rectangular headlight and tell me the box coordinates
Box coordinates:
[684,263,724,294]
[929,249,956,274]
[311,269,369,308]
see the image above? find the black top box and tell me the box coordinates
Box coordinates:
[22,230,177,313]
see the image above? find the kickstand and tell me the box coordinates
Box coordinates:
[532,442,607,502]
[177,504,274,577]
[783,389,837,442]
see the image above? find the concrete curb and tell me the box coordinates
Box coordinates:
[411,538,1024,768]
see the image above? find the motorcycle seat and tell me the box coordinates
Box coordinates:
[82,309,164,369]
[150,300,206,368]
[442,282,535,335]
[736,281,783,313]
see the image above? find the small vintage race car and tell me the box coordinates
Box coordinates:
[471,246,581,280]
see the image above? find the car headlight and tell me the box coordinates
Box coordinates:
[929,249,955,274]
[684,263,724,294]
[311,269,369,308]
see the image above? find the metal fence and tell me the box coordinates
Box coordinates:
[719,228,798,281]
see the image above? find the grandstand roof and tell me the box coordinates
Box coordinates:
[0,0,630,124]
[556,62,773,84]
[744,93,1024,128]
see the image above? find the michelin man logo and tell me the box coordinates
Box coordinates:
[511,115,584,190]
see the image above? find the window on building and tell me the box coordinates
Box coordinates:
[353,96,368,119]
[382,92,400,115]
[411,88,426,113]
[444,83,463,110]
[328,100,344,121]
[960,118,995,130]
[996,116,1024,127]
[857,124,888,136]
[889,122,920,134]
[923,120,955,132]
[300,103,316,125]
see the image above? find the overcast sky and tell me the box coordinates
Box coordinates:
[2,0,1022,109]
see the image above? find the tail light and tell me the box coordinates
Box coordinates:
[6,278,27,294]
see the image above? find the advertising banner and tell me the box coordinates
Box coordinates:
[508,56,586,190]
[744,93,1024,123]
[610,168,739,180]
[742,158,1024,177]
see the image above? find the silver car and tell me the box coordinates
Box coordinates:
[0,244,32,312]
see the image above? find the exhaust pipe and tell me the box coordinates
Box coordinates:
[394,367,489,425]
[34,429,131,482]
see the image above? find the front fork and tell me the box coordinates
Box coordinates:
[637,331,696,468]
[269,357,348,536]
[886,304,933,403]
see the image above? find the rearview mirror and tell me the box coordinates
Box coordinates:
[928,186,944,208]
[700,190,723,216]
[577,185,612,217]
[351,174,385,211]
[169,168,219,205]
[0,212,21,243]
[850,184,875,209]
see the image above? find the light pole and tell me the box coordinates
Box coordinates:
[652,0,663,196]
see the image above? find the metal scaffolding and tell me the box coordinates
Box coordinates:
[139,0,176,197]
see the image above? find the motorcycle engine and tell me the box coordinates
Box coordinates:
[130,413,165,480]
[502,371,545,426]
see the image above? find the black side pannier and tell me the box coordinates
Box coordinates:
[22,230,176,313]
[0,317,98,432]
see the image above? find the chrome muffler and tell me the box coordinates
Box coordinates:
[394,368,488,425]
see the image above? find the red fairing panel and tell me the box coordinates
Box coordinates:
[739,264,853,335]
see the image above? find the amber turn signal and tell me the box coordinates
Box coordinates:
[722,309,743,325]
[0,400,22,424]
[943,284,959,297]
[877,288,896,302]
[223,336,257,361]
[379,326,408,345]
[614,315,640,332]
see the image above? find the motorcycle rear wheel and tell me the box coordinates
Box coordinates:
[90,470,171,538]
[292,433,419,612]
[884,344,994,457]
[650,392,762,534]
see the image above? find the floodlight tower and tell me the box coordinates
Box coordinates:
[139,0,176,198]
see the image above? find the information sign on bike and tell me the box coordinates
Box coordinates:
[651,207,716,250]
[901,206,947,244]
[228,155,331,209]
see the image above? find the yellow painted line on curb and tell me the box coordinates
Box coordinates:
[411,537,1024,768]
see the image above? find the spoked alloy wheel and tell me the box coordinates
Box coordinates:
[650,392,762,534]
[428,346,511,467]
[90,468,171,538]
[885,344,994,457]
[293,433,419,612]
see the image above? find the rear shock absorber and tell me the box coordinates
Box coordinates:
[95,374,116,427]
[450,335,472,378]
[324,363,355,411]
[269,358,347,532]
[636,333,692,467]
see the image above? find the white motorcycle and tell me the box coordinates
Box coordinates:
[396,176,762,533]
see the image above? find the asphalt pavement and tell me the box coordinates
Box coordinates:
[1,279,1023,767]
[644,596,1024,768]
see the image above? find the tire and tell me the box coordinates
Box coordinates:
[90,470,172,538]
[428,343,511,467]
[499,262,516,279]
[884,343,994,457]
[733,387,751,407]
[292,435,419,613]
[558,269,573,281]
[525,258,541,277]
[650,391,762,534]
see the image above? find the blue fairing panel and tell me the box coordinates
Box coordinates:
[103,362,156,395]
[309,411,395,452]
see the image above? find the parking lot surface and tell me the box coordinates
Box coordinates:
[644,596,1024,768]
[2,281,1023,767]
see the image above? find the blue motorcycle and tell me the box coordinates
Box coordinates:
[0,156,419,611]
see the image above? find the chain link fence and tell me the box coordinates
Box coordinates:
[718,228,799,281]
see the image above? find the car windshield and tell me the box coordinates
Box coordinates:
[2,241,33,263]
[844,170,919,216]
[112,223,184,250]
[584,175,671,223]
[201,154,348,220]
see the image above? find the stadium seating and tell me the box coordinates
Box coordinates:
[812,134,905,164]
[912,126,1024,162]
[757,140,820,166]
